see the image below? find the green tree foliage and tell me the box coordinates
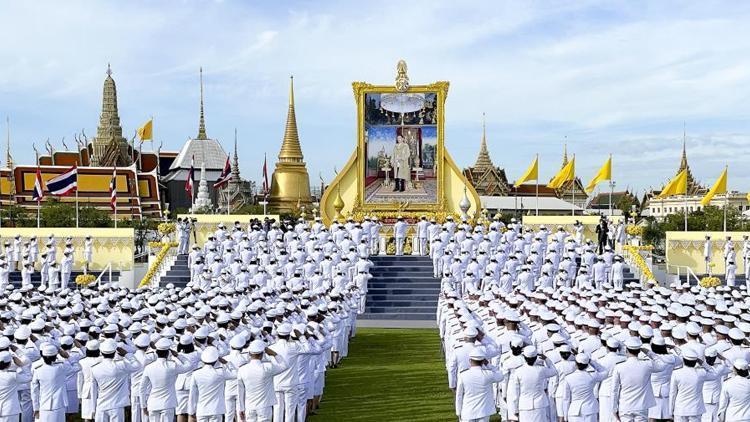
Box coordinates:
[0,204,33,227]
[40,200,76,227]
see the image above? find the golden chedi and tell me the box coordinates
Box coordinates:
[268,76,313,214]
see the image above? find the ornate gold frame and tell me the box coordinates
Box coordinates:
[352,80,450,213]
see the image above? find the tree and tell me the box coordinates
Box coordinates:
[79,206,112,227]
[615,194,639,217]
[0,204,33,227]
[40,200,75,227]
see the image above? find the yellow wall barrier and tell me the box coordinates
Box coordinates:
[666,231,750,275]
[0,227,134,271]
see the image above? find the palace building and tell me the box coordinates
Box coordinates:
[462,117,511,196]
[0,65,257,221]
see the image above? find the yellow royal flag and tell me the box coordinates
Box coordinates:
[547,156,575,189]
[514,156,539,187]
[585,156,612,193]
[700,167,728,207]
[137,119,153,141]
[656,169,688,199]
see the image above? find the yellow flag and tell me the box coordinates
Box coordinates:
[137,119,153,141]
[585,156,612,193]
[700,167,728,206]
[656,169,688,199]
[547,156,575,189]
[514,156,539,187]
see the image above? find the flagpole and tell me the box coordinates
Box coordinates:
[37,199,40,228]
[684,194,688,232]
[75,188,79,228]
[535,154,539,216]
[572,183,575,216]
[724,193,728,233]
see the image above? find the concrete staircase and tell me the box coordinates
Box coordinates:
[362,255,441,321]
[160,254,191,288]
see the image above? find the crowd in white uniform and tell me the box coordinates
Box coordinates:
[434,218,750,422]
[0,235,95,292]
[0,217,376,422]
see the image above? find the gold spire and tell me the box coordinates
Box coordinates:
[278,76,305,162]
[197,67,208,140]
[92,64,128,166]
[473,112,494,169]
[269,75,312,214]
[679,122,688,171]
[562,140,568,167]
[5,116,12,169]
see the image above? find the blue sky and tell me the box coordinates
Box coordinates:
[2,0,750,198]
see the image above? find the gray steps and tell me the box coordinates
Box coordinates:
[363,255,440,322]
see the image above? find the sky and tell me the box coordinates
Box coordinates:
[2,0,750,199]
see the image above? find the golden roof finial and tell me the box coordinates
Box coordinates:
[562,138,569,167]
[473,112,494,170]
[277,75,304,162]
[106,63,112,77]
[395,59,409,92]
[197,67,208,140]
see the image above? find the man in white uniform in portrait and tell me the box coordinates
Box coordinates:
[391,135,411,192]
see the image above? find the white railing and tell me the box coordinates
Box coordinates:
[94,263,112,286]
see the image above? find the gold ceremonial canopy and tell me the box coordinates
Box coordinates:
[268,76,313,214]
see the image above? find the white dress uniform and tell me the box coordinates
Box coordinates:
[669,363,719,422]
[187,364,237,422]
[611,353,669,422]
[237,355,289,422]
[0,363,32,421]
[455,365,504,422]
[508,358,557,422]
[718,373,750,421]
[90,355,141,422]
[393,220,408,256]
[139,357,194,422]
[31,362,75,422]
[598,350,626,422]
[561,363,608,422]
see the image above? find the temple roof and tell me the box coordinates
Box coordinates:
[677,137,706,195]
[473,114,495,170]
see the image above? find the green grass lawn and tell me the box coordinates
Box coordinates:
[309,327,501,422]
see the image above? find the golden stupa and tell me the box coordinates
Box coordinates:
[268,76,313,214]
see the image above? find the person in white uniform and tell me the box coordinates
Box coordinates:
[0,351,32,422]
[237,341,288,422]
[669,348,720,422]
[393,217,408,256]
[561,353,608,422]
[454,348,504,422]
[611,337,670,422]
[187,347,237,422]
[508,346,557,422]
[718,359,750,422]
[90,339,141,422]
[139,338,194,422]
[31,344,76,422]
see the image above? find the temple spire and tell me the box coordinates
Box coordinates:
[5,116,12,169]
[197,67,208,140]
[473,112,494,169]
[278,76,304,162]
[230,128,241,184]
[680,122,688,170]
[562,139,569,167]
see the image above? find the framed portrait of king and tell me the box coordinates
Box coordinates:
[353,80,448,211]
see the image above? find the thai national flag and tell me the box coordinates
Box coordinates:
[46,165,78,196]
[109,168,117,211]
[185,155,194,197]
[32,167,45,201]
[213,156,231,188]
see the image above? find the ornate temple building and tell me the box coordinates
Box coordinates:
[162,68,230,213]
[268,77,313,214]
[219,132,254,213]
[462,117,511,196]
[0,65,163,220]
[587,190,640,215]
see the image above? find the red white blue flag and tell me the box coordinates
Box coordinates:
[46,164,77,196]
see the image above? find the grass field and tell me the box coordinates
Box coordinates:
[309,327,502,422]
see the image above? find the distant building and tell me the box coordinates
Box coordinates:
[588,190,640,215]
[462,118,511,196]
[640,139,750,219]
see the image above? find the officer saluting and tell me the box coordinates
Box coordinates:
[455,348,503,422]
[31,344,76,422]
[139,338,194,422]
[0,351,32,422]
